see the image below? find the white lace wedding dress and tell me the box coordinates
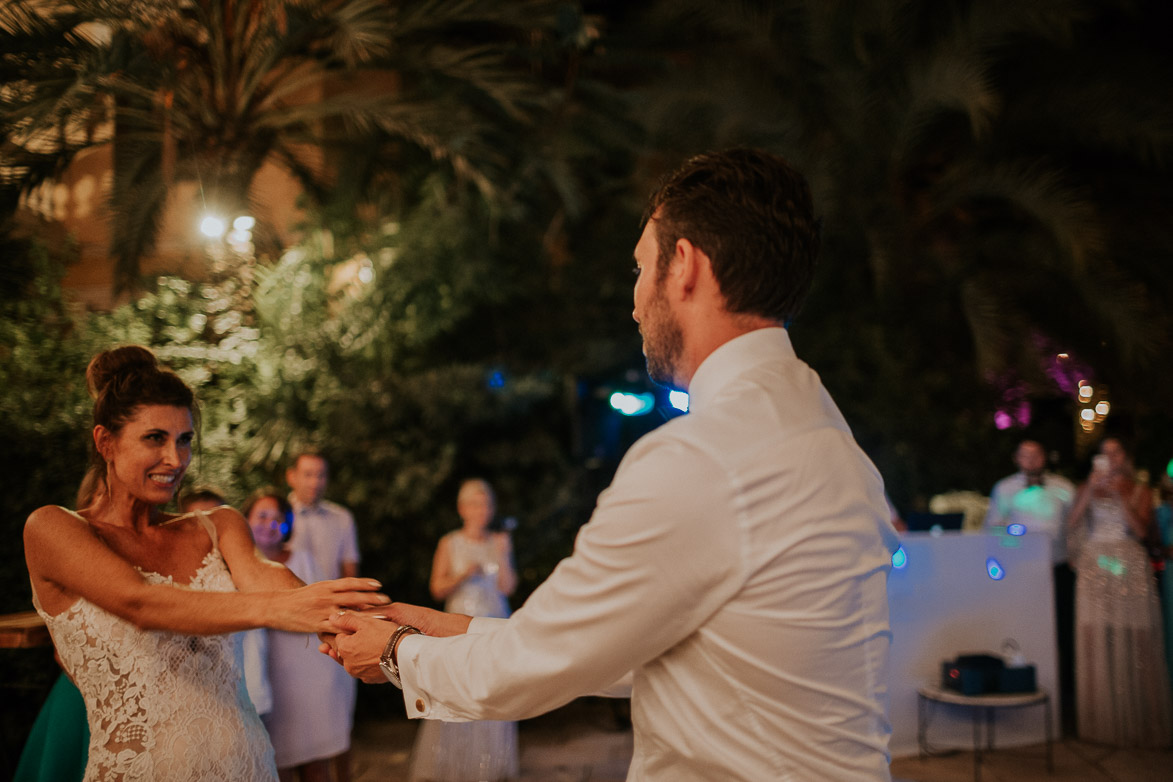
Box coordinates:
[33,511,278,781]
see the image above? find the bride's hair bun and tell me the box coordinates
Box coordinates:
[86,346,197,458]
[86,345,158,401]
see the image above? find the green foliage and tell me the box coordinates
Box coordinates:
[1,0,597,289]
[0,233,94,613]
[626,0,1173,503]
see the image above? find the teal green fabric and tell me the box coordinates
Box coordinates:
[13,673,89,782]
[1158,504,1173,698]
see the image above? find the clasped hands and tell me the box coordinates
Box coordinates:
[318,603,473,684]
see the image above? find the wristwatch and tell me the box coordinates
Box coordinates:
[379,624,422,689]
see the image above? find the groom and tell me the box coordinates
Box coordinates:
[324,148,899,781]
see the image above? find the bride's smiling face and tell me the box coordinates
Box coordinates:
[99,405,194,505]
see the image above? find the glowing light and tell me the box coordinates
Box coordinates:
[357,263,374,284]
[1167,459,1173,479]
[668,390,690,412]
[1096,554,1126,576]
[199,215,226,238]
[994,410,1012,430]
[1080,409,1095,421]
[227,229,251,245]
[891,546,907,569]
[609,391,655,416]
[233,215,255,231]
[1007,523,1026,536]
[1081,420,1095,432]
[1095,401,1109,415]
[986,558,1005,580]
[1057,353,1069,359]
[1079,385,1094,399]
[487,370,505,389]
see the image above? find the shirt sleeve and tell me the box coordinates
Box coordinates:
[397,432,743,721]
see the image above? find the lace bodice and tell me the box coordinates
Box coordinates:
[34,513,277,781]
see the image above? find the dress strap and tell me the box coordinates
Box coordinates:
[195,509,220,549]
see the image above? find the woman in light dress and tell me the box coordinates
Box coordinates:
[1069,437,1172,746]
[23,345,387,781]
[244,487,357,782]
[408,478,520,782]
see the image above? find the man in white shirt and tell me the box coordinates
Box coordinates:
[982,439,1076,732]
[287,451,361,580]
[325,149,900,781]
[286,451,360,781]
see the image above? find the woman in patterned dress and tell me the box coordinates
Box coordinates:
[1069,437,1172,747]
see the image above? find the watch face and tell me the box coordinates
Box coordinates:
[380,660,401,688]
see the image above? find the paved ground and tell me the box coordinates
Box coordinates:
[351,697,632,782]
[351,697,1173,782]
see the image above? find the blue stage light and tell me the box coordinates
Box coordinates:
[668,390,690,412]
[891,546,907,569]
[1007,523,1026,536]
[609,391,655,416]
[986,557,1005,580]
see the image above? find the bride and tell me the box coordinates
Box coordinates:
[23,345,389,781]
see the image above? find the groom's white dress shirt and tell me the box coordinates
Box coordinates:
[397,327,899,781]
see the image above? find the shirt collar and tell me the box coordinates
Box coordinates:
[289,494,321,514]
[687,327,795,413]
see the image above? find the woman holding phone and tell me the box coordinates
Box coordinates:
[1069,438,1170,746]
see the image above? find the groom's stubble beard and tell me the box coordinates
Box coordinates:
[640,278,684,388]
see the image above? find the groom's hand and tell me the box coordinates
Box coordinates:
[322,612,397,684]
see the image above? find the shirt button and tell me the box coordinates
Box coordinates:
[415,699,425,713]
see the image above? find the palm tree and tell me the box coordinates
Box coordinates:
[1,0,576,290]
[622,0,1173,488]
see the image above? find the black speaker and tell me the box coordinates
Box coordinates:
[941,654,1004,695]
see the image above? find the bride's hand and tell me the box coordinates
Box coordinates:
[270,578,390,634]
[385,602,472,637]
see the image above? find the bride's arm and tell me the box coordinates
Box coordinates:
[24,505,386,635]
[208,505,304,592]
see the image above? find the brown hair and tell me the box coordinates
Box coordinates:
[643,148,820,325]
[86,345,197,469]
[179,486,227,511]
[242,486,294,543]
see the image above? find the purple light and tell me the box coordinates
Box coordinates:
[1013,401,1032,427]
[994,410,1013,430]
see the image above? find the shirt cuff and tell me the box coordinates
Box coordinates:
[398,634,471,722]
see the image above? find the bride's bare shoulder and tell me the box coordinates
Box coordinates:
[26,504,86,524]
[25,505,89,538]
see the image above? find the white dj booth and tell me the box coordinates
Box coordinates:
[887,530,1058,758]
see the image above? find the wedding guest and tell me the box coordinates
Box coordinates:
[983,439,1076,731]
[22,345,387,781]
[1155,475,1173,699]
[180,486,229,513]
[245,486,354,782]
[1069,437,1171,746]
[286,451,361,780]
[408,479,519,782]
[327,149,899,781]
